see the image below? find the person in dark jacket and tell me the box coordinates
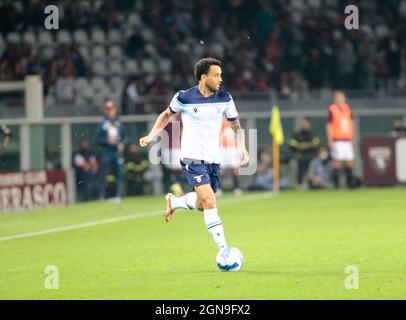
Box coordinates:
[289,119,321,185]
[96,100,126,202]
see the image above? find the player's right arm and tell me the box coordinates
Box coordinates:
[139,107,175,147]
[140,92,182,147]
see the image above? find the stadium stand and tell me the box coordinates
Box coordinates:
[0,0,405,115]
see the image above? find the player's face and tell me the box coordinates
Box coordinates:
[205,65,222,92]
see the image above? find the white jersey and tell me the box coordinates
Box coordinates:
[169,86,239,164]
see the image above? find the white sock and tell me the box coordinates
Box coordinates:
[170,192,197,210]
[204,208,227,249]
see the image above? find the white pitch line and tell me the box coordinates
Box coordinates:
[0,192,274,242]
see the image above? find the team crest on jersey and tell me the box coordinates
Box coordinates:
[368,147,392,175]
[193,107,198,114]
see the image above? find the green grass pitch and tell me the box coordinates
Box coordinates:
[0,188,405,300]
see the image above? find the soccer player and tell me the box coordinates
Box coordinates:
[139,58,249,250]
[326,91,356,189]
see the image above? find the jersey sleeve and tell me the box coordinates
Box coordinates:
[224,95,239,121]
[169,92,183,113]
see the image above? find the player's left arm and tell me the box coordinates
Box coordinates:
[228,119,250,165]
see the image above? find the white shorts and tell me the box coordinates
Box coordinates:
[331,141,354,161]
[220,147,240,168]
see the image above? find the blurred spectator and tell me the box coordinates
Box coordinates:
[335,39,356,90]
[0,42,32,80]
[121,76,143,115]
[383,30,402,90]
[126,28,146,59]
[45,144,61,170]
[73,141,98,202]
[97,0,121,30]
[0,60,14,80]
[250,148,289,191]
[55,60,76,104]
[374,48,389,91]
[304,49,324,96]
[307,147,333,190]
[0,1,20,35]
[27,49,49,77]
[66,44,87,76]
[64,0,91,30]
[390,118,406,137]
[0,125,11,152]
[96,100,126,202]
[289,119,320,186]
[0,0,405,102]
[124,144,149,196]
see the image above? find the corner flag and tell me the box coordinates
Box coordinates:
[269,105,284,145]
[269,105,284,193]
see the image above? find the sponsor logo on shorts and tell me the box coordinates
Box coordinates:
[193,175,204,183]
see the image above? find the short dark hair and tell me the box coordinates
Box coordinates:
[194,58,221,81]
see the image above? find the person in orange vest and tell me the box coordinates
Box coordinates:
[326,91,356,189]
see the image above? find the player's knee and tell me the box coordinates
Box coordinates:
[201,196,216,209]
[196,199,204,211]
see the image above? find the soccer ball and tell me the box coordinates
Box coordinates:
[216,246,244,272]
